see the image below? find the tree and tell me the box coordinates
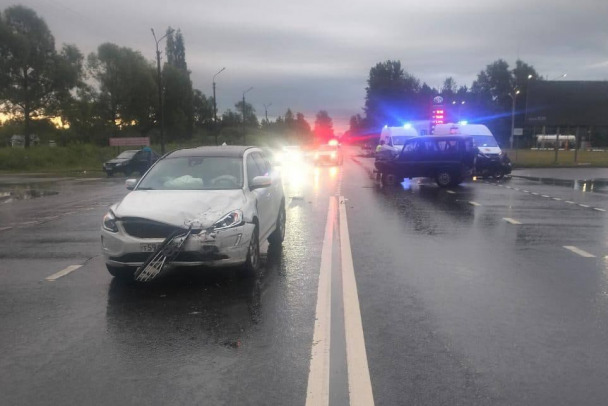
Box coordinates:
[192,89,213,128]
[88,43,156,138]
[163,27,193,139]
[314,110,334,142]
[364,60,421,129]
[0,5,82,147]
[295,112,312,142]
[235,100,259,127]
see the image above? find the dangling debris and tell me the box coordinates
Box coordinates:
[134,226,194,282]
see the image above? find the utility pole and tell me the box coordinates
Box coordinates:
[151,28,174,154]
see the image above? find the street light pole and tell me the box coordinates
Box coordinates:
[263,103,272,122]
[151,28,174,154]
[242,87,253,123]
[509,89,520,150]
[212,67,226,125]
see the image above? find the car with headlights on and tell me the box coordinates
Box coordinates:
[313,141,343,165]
[101,146,285,278]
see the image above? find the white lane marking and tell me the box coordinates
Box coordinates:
[563,246,596,258]
[503,217,522,225]
[0,226,13,232]
[522,190,530,193]
[541,195,550,198]
[531,192,539,196]
[446,190,455,194]
[552,197,562,201]
[513,188,520,191]
[339,197,375,406]
[305,197,336,406]
[593,208,606,212]
[578,204,590,208]
[45,265,82,281]
[565,201,575,204]
[468,201,481,206]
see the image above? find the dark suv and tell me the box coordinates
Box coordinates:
[374,135,476,187]
[103,149,160,177]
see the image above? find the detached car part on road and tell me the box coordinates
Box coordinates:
[101,146,286,280]
[375,135,477,187]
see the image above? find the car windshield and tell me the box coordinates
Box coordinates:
[116,151,137,159]
[137,156,243,190]
[472,136,499,147]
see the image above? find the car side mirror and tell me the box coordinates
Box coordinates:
[250,175,271,190]
[125,178,138,190]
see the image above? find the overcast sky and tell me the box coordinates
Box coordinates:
[9,0,608,132]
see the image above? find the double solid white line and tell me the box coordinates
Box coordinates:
[306,197,374,406]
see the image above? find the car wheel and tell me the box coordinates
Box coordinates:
[106,265,136,279]
[492,168,505,180]
[268,204,286,245]
[436,171,453,187]
[244,225,260,277]
[382,172,400,186]
[105,171,113,177]
[123,166,133,176]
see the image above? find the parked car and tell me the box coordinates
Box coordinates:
[103,148,160,177]
[101,146,285,279]
[313,141,343,165]
[374,135,477,187]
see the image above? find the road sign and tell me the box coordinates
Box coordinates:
[109,137,150,146]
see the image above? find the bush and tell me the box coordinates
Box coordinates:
[0,144,116,172]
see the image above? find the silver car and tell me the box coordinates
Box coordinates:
[101,146,285,279]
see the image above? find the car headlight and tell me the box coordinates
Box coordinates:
[331,152,337,159]
[213,210,244,230]
[102,211,119,233]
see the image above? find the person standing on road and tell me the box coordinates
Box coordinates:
[376,140,385,153]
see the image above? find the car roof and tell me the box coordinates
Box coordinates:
[411,135,473,141]
[166,145,256,158]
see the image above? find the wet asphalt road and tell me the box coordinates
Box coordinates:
[1,154,608,405]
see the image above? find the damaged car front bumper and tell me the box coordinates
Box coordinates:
[101,221,255,269]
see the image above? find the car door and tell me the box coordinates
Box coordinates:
[246,152,273,240]
[399,139,425,178]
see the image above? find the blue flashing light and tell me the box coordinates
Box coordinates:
[458,120,468,125]
[384,124,388,128]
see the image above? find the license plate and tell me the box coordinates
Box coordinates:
[140,243,160,252]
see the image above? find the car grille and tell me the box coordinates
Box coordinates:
[121,218,184,238]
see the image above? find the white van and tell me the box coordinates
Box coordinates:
[433,123,502,156]
[378,125,420,157]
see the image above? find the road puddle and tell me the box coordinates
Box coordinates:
[0,187,59,204]
[517,176,608,194]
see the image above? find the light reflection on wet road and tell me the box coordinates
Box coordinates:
[1,156,608,405]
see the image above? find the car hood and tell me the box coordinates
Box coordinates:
[113,189,246,228]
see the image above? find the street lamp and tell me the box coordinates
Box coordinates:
[151,27,174,154]
[263,103,272,122]
[212,67,226,125]
[242,87,253,123]
[509,88,521,150]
